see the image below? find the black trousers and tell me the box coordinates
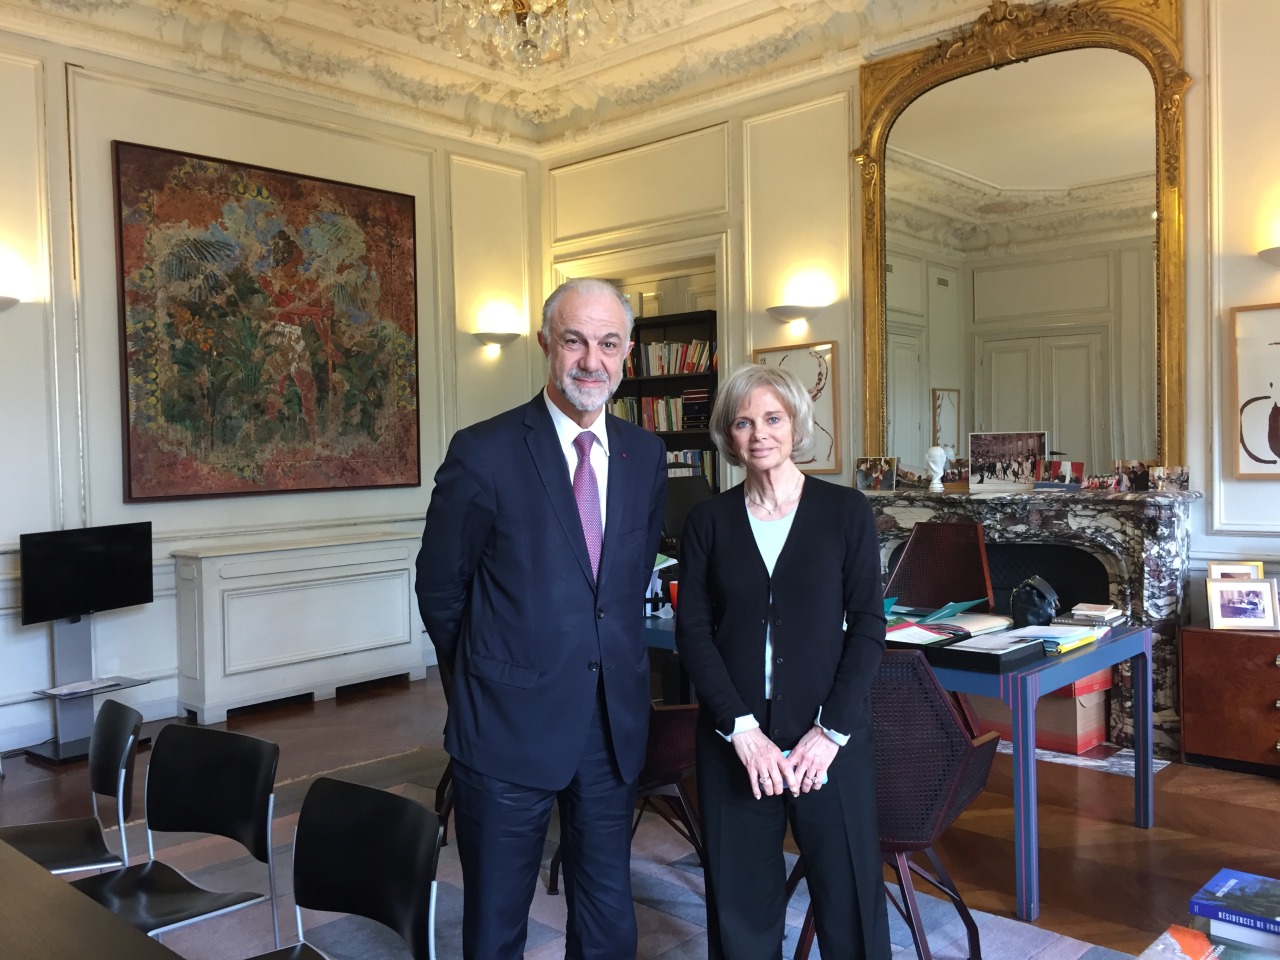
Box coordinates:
[695,716,891,960]
[452,683,638,960]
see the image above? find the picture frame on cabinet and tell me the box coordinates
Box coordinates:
[112,141,420,501]
[1231,302,1280,479]
[1206,577,1279,630]
[752,341,840,474]
[1206,560,1265,580]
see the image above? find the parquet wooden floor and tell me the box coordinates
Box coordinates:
[1,670,1276,956]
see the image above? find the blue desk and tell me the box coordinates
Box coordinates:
[929,625,1154,921]
[644,617,676,651]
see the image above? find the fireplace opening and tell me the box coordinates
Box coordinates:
[886,540,1111,618]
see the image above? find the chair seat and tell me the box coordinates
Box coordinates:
[70,859,268,935]
[0,817,122,873]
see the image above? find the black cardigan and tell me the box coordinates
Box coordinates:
[675,477,887,747]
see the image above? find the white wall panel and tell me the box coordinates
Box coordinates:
[550,126,728,244]
[973,254,1111,322]
[450,156,534,427]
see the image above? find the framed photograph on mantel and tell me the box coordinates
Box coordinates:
[967,431,1047,491]
[752,341,840,474]
[113,141,420,501]
[1231,302,1280,479]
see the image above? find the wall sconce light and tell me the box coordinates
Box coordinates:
[0,296,18,312]
[473,331,520,347]
[1259,247,1280,267]
[766,304,823,324]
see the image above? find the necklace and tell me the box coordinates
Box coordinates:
[745,473,804,516]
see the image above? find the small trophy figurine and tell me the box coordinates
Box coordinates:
[926,445,948,493]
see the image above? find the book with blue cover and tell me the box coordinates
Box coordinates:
[1188,868,1280,936]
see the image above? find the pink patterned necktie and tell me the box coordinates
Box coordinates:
[572,432,603,580]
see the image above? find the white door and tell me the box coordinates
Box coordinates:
[887,328,925,464]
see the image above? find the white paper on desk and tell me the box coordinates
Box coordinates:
[887,624,952,645]
[944,635,1043,654]
[44,679,121,697]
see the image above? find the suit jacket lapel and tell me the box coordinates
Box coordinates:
[524,395,597,586]
[597,416,630,586]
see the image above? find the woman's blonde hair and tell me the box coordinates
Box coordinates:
[709,363,816,468]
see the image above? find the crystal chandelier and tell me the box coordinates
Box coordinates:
[440,0,627,68]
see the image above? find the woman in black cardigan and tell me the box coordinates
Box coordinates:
[676,363,890,960]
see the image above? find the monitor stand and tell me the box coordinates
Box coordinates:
[23,617,147,765]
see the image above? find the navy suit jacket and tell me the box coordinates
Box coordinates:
[416,394,667,790]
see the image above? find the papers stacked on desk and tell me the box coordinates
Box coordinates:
[995,624,1099,655]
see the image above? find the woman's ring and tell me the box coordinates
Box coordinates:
[759,776,772,782]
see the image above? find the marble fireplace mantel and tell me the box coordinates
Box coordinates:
[867,488,1202,758]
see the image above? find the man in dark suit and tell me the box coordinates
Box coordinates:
[416,278,667,960]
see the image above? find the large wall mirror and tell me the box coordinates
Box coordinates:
[855,0,1188,469]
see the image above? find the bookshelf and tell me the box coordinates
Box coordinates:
[612,309,719,490]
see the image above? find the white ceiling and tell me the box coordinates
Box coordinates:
[889,48,1156,190]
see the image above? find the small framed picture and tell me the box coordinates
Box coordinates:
[1206,578,1280,630]
[967,431,1047,490]
[1206,560,1265,580]
[854,457,897,492]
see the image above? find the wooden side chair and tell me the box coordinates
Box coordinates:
[790,650,999,960]
[70,723,282,949]
[244,776,444,960]
[0,698,143,873]
[884,520,995,613]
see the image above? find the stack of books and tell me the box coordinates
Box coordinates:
[1186,867,1280,955]
[995,624,1099,655]
[1051,601,1126,637]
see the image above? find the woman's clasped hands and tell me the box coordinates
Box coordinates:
[731,725,836,799]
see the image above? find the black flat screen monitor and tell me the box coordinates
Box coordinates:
[19,522,154,625]
[662,475,713,551]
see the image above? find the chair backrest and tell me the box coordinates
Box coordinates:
[291,777,443,960]
[87,698,144,820]
[144,724,280,862]
[884,521,995,613]
[637,703,698,791]
[871,650,998,850]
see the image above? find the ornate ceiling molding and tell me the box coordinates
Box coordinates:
[0,0,993,146]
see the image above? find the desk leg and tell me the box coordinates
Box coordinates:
[1009,674,1041,921]
[1131,641,1154,828]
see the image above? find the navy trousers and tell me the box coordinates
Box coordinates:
[451,684,638,960]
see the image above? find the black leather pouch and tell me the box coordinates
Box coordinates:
[1010,575,1060,627]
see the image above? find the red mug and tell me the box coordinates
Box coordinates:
[668,581,679,609]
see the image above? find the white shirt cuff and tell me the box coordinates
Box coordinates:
[720,714,760,741]
[815,707,850,746]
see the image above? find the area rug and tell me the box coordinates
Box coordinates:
[994,742,1171,776]
[123,747,1135,960]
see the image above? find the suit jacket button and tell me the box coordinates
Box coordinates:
[774,618,782,625]
[588,660,599,671]
[597,609,605,619]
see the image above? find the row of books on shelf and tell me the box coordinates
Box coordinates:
[1139,867,1280,958]
[624,339,716,377]
[885,598,1115,672]
[610,388,712,432]
[665,449,717,486]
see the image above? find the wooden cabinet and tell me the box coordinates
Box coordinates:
[611,309,719,490]
[1180,623,1280,771]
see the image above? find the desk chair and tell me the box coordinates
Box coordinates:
[884,520,995,613]
[789,650,999,960]
[0,698,143,873]
[547,703,702,894]
[245,777,444,960]
[70,723,282,949]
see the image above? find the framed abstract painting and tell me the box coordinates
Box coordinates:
[113,141,420,501]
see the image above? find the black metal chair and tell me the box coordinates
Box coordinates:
[244,776,444,960]
[548,703,702,894]
[789,650,999,960]
[70,723,282,948]
[0,698,143,873]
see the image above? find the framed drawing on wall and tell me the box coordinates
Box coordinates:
[113,141,420,501]
[752,341,840,474]
[931,388,960,448]
[1231,302,1280,478]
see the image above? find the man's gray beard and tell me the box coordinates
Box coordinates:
[560,373,618,413]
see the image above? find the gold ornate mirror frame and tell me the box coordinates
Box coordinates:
[855,0,1189,464]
